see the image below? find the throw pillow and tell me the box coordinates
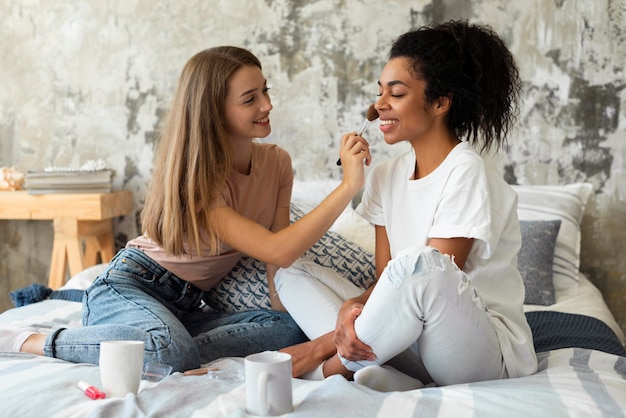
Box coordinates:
[512,183,593,297]
[518,219,561,305]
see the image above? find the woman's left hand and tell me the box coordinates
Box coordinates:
[334,301,376,362]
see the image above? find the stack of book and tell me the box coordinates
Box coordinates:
[25,168,113,194]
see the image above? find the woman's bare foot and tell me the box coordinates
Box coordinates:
[21,333,45,355]
[0,327,44,354]
[280,332,336,377]
[354,365,424,392]
[323,354,354,380]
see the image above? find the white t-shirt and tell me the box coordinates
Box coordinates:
[357,142,536,377]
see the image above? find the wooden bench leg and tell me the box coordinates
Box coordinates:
[84,231,115,265]
[49,236,69,290]
[97,230,115,263]
[49,218,116,289]
[49,217,84,290]
[81,219,115,265]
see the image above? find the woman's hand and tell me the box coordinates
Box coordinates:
[334,300,376,362]
[338,132,371,193]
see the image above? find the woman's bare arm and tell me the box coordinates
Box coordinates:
[213,133,371,268]
[266,206,290,311]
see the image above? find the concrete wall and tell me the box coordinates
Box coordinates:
[1,0,624,337]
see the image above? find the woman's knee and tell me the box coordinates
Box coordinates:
[381,246,459,290]
[149,338,201,372]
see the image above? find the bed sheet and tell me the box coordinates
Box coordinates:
[0,182,623,417]
[0,343,624,417]
[1,294,625,417]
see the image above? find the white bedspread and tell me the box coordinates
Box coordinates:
[0,345,624,417]
[1,299,625,417]
[1,180,623,417]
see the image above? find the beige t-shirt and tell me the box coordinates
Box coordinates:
[127,143,293,290]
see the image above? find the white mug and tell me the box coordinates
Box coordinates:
[245,351,293,416]
[99,340,144,398]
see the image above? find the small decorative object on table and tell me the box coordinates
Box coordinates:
[0,167,25,191]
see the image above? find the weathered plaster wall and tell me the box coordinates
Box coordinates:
[1,0,624,336]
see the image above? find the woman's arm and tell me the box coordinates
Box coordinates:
[374,225,392,279]
[427,237,474,270]
[213,133,371,269]
[266,206,290,311]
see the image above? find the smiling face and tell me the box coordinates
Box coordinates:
[375,57,441,146]
[223,65,273,142]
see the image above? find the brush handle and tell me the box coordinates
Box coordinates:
[355,120,371,136]
[336,120,371,165]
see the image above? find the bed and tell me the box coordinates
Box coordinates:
[1,182,625,417]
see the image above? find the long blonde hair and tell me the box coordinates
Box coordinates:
[141,46,263,256]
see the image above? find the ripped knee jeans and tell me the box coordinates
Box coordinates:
[340,245,505,386]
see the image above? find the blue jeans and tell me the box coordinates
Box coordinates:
[43,248,307,372]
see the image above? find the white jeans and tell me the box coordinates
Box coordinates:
[275,245,507,385]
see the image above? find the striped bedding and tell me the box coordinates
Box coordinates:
[0,299,625,418]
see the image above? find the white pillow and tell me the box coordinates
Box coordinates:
[292,179,344,212]
[511,183,593,297]
[330,207,376,254]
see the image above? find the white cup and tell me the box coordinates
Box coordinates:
[99,340,144,398]
[245,351,293,416]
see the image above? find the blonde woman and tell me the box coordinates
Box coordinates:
[1,46,371,372]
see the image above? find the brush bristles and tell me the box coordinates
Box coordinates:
[366,104,379,121]
[336,104,378,166]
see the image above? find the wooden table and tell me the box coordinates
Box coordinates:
[0,190,133,289]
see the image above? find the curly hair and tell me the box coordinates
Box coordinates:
[389,20,522,152]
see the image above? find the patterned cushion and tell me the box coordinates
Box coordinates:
[204,256,270,311]
[204,204,376,312]
[518,219,561,305]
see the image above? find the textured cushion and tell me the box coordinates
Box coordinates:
[518,219,561,305]
[291,205,376,290]
[204,204,376,312]
[512,183,593,297]
[204,255,270,311]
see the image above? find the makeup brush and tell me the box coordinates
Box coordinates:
[337,104,379,166]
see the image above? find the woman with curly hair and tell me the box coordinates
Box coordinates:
[276,20,537,391]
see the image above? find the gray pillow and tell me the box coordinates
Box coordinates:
[518,219,562,305]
